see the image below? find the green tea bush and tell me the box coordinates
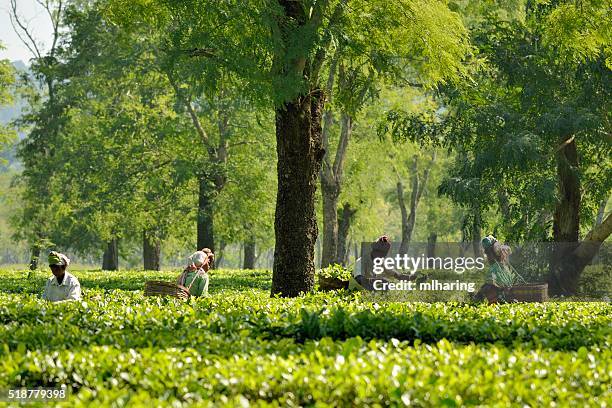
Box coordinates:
[1,290,608,352]
[2,341,609,407]
[272,302,611,350]
[0,268,610,406]
[317,263,352,281]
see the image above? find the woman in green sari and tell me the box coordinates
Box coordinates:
[474,235,519,302]
[176,248,214,297]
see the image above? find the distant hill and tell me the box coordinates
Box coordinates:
[11,60,27,71]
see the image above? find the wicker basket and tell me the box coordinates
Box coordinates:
[504,283,548,302]
[144,280,190,300]
[319,277,350,291]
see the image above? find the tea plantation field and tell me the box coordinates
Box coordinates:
[0,269,610,407]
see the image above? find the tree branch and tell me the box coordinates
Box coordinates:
[332,113,351,182]
[594,196,608,228]
[48,0,63,59]
[33,0,62,57]
[397,180,407,224]
[409,155,419,210]
[573,211,612,261]
[185,48,216,58]
[310,0,347,82]
[321,51,339,180]
[416,151,436,203]
[555,135,576,152]
[166,71,211,149]
[9,0,43,59]
[582,211,612,243]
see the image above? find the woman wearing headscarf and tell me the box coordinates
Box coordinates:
[474,235,518,302]
[176,248,214,297]
[42,251,82,302]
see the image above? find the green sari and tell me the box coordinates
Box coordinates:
[486,261,517,288]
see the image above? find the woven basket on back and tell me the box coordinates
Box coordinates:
[319,277,350,291]
[504,283,548,302]
[144,280,190,300]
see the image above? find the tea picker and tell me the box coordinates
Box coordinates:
[42,251,82,302]
[144,248,214,300]
[348,235,417,291]
[176,249,214,297]
[474,236,546,302]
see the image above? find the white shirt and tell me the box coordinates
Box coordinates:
[42,272,82,302]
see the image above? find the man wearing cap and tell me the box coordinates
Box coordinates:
[42,251,82,302]
[176,248,214,297]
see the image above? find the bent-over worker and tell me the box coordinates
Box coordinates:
[177,248,214,296]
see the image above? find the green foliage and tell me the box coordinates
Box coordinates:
[379,1,612,242]
[274,300,611,349]
[8,3,278,259]
[317,263,352,281]
[0,170,28,263]
[0,59,13,107]
[0,44,16,155]
[336,86,464,244]
[107,0,474,103]
[0,268,610,406]
[540,0,612,68]
[2,341,609,406]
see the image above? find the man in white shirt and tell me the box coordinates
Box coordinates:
[42,251,81,302]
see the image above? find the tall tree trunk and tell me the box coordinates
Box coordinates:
[168,75,228,255]
[321,181,339,267]
[497,188,511,219]
[336,202,356,265]
[553,136,581,243]
[497,187,514,236]
[319,53,338,268]
[271,91,325,297]
[460,216,469,257]
[550,212,612,296]
[595,197,607,227]
[397,179,412,255]
[270,0,342,296]
[472,209,482,258]
[534,210,552,240]
[316,237,322,269]
[268,249,274,270]
[102,239,119,271]
[321,57,353,268]
[397,153,435,254]
[215,241,225,269]
[29,244,41,271]
[427,233,437,258]
[11,4,62,275]
[243,240,256,269]
[143,231,161,271]
[197,175,215,252]
[549,136,581,295]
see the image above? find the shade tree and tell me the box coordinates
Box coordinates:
[9,0,69,269]
[380,0,611,295]
[108,0,473,296]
